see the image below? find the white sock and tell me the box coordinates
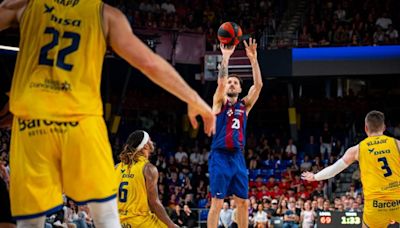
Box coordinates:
[16,216,46,228]
[87,199,121,228]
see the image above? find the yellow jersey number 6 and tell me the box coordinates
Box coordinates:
[119,181,128,203]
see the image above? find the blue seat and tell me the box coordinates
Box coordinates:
[200,209,209,220]
[198,198,208,208]
[249,169,262,181]
[261,169,274,178]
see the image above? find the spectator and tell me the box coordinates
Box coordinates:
[346,185,360,198]
[276,198,288,216]
[300,201,316,228]
[310,183,325,200]
[304,136,319,159]
[198,148,209,166]
[273,138,284,155]
[386,24,399,43]
[218,202,233,228]
[316,197,324,212]
[253,203,269,228]
[231,202,238,228]
[375,12,392,30]
[161,0,176,14]
[175,146,188,163]
[189,147,201,166]
[320,123,333,159]
[334,4,346,21]
[285,139,297,159]
[171,204,184,227]
[270,199,279,216]
[373,26,385,44]
[322,200,331,211]
[350,202,362,212]
[283,201,299,228]
[182,204,197,227]
[300,155,312,172]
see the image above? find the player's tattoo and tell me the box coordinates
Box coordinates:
[218,64,228,78]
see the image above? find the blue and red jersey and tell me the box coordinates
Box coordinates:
[211,99,247,151]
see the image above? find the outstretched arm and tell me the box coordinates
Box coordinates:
[103,5,215,136]
[0,0,27,31]
[242,38,263,114]
[212,44,235,113]
[143,163,178,228]
[302,145,359,181]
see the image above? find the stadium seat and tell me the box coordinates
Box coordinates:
[197,198,208,208]
[270,216,284,228]
[200,209,209,220]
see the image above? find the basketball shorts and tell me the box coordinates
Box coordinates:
[208,149,248,199]
[363,199,400,227]
[120,214,167,228]
[10,116,117,219]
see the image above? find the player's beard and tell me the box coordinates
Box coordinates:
[227,92,239,98]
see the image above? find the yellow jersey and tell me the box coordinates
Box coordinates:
[359,135,400,200]
[10,0,106,121]
[116,157,151,220]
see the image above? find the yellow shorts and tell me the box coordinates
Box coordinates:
[10,116,118,219]
[363,199,400,227]
[121,214,167,228]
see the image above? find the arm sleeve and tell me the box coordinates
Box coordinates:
[314,158,349,181]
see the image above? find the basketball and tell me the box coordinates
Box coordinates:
[217,22,243,46]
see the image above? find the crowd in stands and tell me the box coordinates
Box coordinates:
[109,0,283,50]
[299,0,399,47]
[106,0,400,50]
[45,198,94,228]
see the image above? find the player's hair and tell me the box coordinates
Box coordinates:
[120,130,146,164]
[365,110,385,133]
[228,74,243,87]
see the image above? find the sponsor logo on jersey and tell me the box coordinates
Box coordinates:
[30,79,72,92]
[122,173,134,178]
[19,119,79,136]
[373,200,400,208]
[53,0,79,7]
[368,148,391,155]
[19,119,79,131]
[50,14,81,27]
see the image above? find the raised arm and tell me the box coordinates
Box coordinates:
[0,0,27,31]
[103,5,215,136]
[302,145,359,181]
[212,44,235,113]
[242,38,263,114]
[143,163,178,228]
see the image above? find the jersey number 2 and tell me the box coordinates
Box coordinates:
[39,27,81,71]
[231,118,240,129]
[378,157,392,177]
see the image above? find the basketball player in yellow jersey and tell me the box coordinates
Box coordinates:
[116,130,178,228]
[0,0,215,227]
[302,110,400,227]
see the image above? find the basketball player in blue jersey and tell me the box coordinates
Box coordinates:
[207,38,263,228]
